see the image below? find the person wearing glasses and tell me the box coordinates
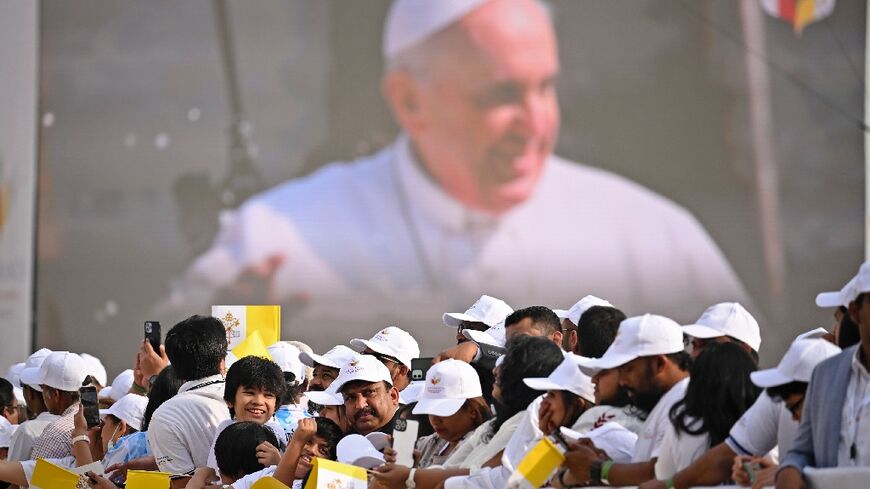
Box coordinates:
[350,326,420,393]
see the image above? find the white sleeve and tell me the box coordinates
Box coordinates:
[6,424,34,461]
[726,392,779,456]
[501,397,544,471]
[148,414,196,475]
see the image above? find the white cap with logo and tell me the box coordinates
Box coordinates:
[267,342,306,385]
[18,348,54,392]
[330,355,395,395]
[750,338,842,388]
[299,345,359,370]
[578,314,684,376]
[99,393,148,431]
[443,295,513,329]
[79,353,108,387]
[337,434,386,469]
[566,295,614,326]
[31,351,88,393]
[100,369,135,401]
[350,326,420,368]
[462,319,506,347]
[524,353,595,404]
[413,359,483,417]
[383,0,490,59]
[681,302,761,352]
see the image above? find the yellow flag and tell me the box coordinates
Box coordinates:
[213,305,281,351]
[250,477,292,489]
[232,329,272,360]
[507,437,566,489]
[31,458,79,489]
[126,470,171,489]
[303,457,368,489]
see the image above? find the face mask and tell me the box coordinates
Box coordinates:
[105,424,121,452]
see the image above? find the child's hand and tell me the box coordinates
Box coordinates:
[291,418,317,445]
[256,441,282,466]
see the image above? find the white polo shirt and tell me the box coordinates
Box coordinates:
[633,377,689,462]
[726,391,798,460]
[148,375,230,475]
[7,411,59,461]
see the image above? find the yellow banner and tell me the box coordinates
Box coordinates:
[509,437,566,489]
[30,458,79,489]
[251,477,292,489]
[213,304,281,351]
[126,469,172,489]
[303,457,368,489]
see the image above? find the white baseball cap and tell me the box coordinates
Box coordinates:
[750,338,842,388]
[561,422,638,464]
[578,314,684,376]
[815,276,856,308]
[337,434,386,469]
[413,359,483,417]
[383,0,490,59]
[6,363,26,402]
[299,345,358,369]
[462,319,506,347]
[330,355,395,394]
[305,385,344,406]
[99,393,148,431]
[554,309,569,321]
[566,296,614,326]
[524,353,595,404]
[350,327,420,368]
[682,302,761,352]
[267,342,306,384]
[79,353,108,387]
[32,351,88,392]
[443,295,514,329]
[399,381,425,405]
[100,369,135,401]
[18,348,54,392]
[795,327,830,341]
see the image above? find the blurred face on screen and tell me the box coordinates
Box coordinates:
[389,0,560,214]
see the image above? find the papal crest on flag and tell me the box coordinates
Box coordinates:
[303,458,368,489]
[212,305,281,351]
[760,0,836,35]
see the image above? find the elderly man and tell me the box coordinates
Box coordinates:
[169,0,746,340]
[29,351,89,460]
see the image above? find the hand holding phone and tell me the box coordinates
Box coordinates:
[80,386,101,428]
[144,321,162,353]
[392,419,419,467]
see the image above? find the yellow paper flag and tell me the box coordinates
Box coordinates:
[250,477,292,489]
[126,470,171,489]
[303,457,368,489]
[213,305,281,350]
[31,458,79,489]
[507,437,566,489]
[232,329,272,360]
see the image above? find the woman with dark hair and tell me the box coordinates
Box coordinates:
[654,342,761,480]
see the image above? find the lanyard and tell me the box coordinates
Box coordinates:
[186,379,225,392]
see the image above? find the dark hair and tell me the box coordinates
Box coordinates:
[105,414,139,435]
[838,306,861,349]
[666,351,692,371]
[314,417,344,460]
[494,335,562,432]
[504,306,561,336]
[214,421,279,481]
[766,381,809,402]
[142,365,184,431]
[670,342,760,447]
[577,306,626,358]
[224,356,286,419]
[0,378,15,411]
[164,315,227,381]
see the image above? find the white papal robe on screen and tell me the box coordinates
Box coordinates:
[168,135,747,345]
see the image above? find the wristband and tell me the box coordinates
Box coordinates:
[600,460,614,485]
[665,478,675,489]
[405,468,416,489]
[72,434,90,445]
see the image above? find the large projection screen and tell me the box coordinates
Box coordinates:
[36,0,865,374]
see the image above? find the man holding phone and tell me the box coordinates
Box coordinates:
[28,351,89,459]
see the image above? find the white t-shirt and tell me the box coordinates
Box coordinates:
[230,465,279,489]
[7,411,59,461]
[726,391,797,460]
[632,378,689,462]
[654,417,712,479]
[148,375,230,475]
[207,418,288,477]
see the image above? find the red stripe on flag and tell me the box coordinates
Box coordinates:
[779,0,796,23]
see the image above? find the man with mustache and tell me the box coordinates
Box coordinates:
[563,314,690,486]
[332,355,400,436]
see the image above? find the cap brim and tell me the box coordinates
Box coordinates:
[796,327,829,341]
[98,387,112,399]
[19,367,43,391]
[578,352,638,376]
[681,324,725,340]
[523,377,562,392]
[443,312,476,328]
[349,340,412,368]
[365,432,391,451]
[412,397,465,417]
[352,454,386,469]
[462,329,501,347]
[300,351,339,369]
[815,291,843,308]
[750,368,794,388]
[306,390,343,406]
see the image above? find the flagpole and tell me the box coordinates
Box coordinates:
[739,0,787,307]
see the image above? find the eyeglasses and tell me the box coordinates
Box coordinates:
[369,351,402,367]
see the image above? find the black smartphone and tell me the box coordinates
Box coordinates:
[411,357,434,382]
[80,386,100,428]
[144,320,161,352]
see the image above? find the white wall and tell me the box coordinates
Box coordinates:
[0,0,39,374]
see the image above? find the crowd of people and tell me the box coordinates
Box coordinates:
[0,260,866,488]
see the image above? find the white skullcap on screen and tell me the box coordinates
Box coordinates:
[383,0,490,59]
